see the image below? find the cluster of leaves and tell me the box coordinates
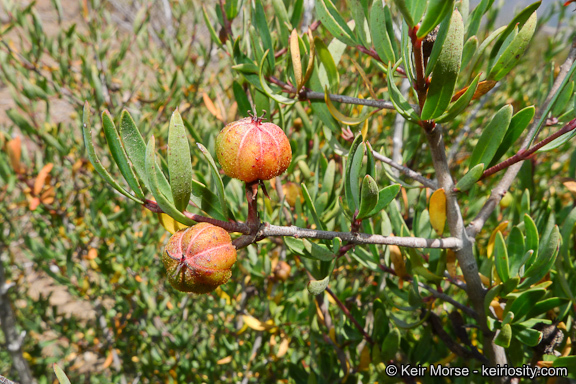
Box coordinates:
[2,0,576,383]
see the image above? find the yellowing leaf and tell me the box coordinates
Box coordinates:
[429,188,447,236]
[389,243,408,279]
[487,221,509,258]
[158,213,188,234]
[324,86,373,125]
[215,287,231,305]
[290,29,303,90]
[241,315,277,333]
[102,349,114,369]
[276,337,290,358]
[33,163,53,195]
[202,93,223,121]
[217,356,232,365]
[358,345,371,371]
[301,30,315,88]
[563,180,576,196]
[352,60,377,100]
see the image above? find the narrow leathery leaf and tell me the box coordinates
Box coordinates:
[271,0,291,43]
[455,163,484,191]
[560,207,576,266]
[365,184,401,218]
[202,6,222,47]
[315,37,339,91]
[351,0,369,48]
[7,109,65,154]
[425,11,451,77]
[485,285,502,320]
[523,214,539,262]
[552,81,574,116]
[302,239,336,261]
[421,10,464,121]
[417,0,455,38]
[324,86,371,125]
[344,135,364,213]
[370,1,396,63]
[348,139,365,212]
[391,0,414,26]
[232,81,252,118]
[253,0,274,69]
[232,62,259,74]
[284,236,306,255]
[513,326,542,347]
[258,51,296,105]
[54,364,71,384]
[490,1,541,62]
[320,159,336,197]
[506,289,546,323]
[119,110,148,192]
[387,61,420,122]
[301,31,316,88]
[352,60,377,99]
[167,110,193,211]
[520,226,560,288]
[437,74,481,123]
[81,103,142,204]
[307,273,331,295]
[490,106,535,166]
[197,143,228,219]
[145,136,194,226]
[461,36,478,67]
[315,0,357,46]
[301,183,326,231]
[502,312,514,327]
[525,297,570,319]
[290,29,303,90]
[494,231,510,282]
[468,104,513,168]
[538,126,576,152]
[102,111,145,200]
[390,311,430,329]
[429,188,447,236]
[488,12,537,81]
[494,324,512,348]
[501,277,520,296]
[158,213,188,234]
[507,226,525,277]
[357,175,379,220]
[487,221,509,258]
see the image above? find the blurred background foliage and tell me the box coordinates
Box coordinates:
[1,0,576,383]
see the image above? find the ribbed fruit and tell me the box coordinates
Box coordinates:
[163,223,237,293]
[215,115,292,182]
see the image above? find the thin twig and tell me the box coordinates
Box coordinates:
[418,282,477,319]
[326,287,374,344]
[371,148,438,189]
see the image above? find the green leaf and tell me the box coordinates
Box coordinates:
[468,104,513,168]
[190,179,227,221]
[302,183,326,231]
[253,0,274,69]
[369,1,396,63]
[381,327,401,361]
[507,226,525,277]
[420,10,464,121]
[494,323,512,348]
[364,184,401,218]
[461,36,478,67]
[101,111,146,200]
[6,109,65,154]
[303,239,336,261]
[315,38,339,91]
[307,273,331,295]
[345,135,365,212]
[417,0,454,38]
[512,325,542,347]
[81,103,142,204]
[560,207,576,269]
[552,81,574,116]
[167,110,193,211]
[488,12,537,81]
[436,74,481,124]
[454,163,484,192]
[232,81,252,118]
[553,356,576,369]
[387,60,420,122]
[523,214,539,262]
[357,175,379,220]
[494,231,510,282]
[351,0,369,48]
[54,364,71,384]
[201,5,223,48]
[315,0,357,46]
[520,226,560,289]
[391,0,414,27]
[425,11,451,77]
[506,288,546,323]
[484,285,502,321]
[525,297,570,320]
[490,106,535,167]
[284,236,305,255]
[118,110,149,192]
[196,143,228,219]
[145,136,194,226]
